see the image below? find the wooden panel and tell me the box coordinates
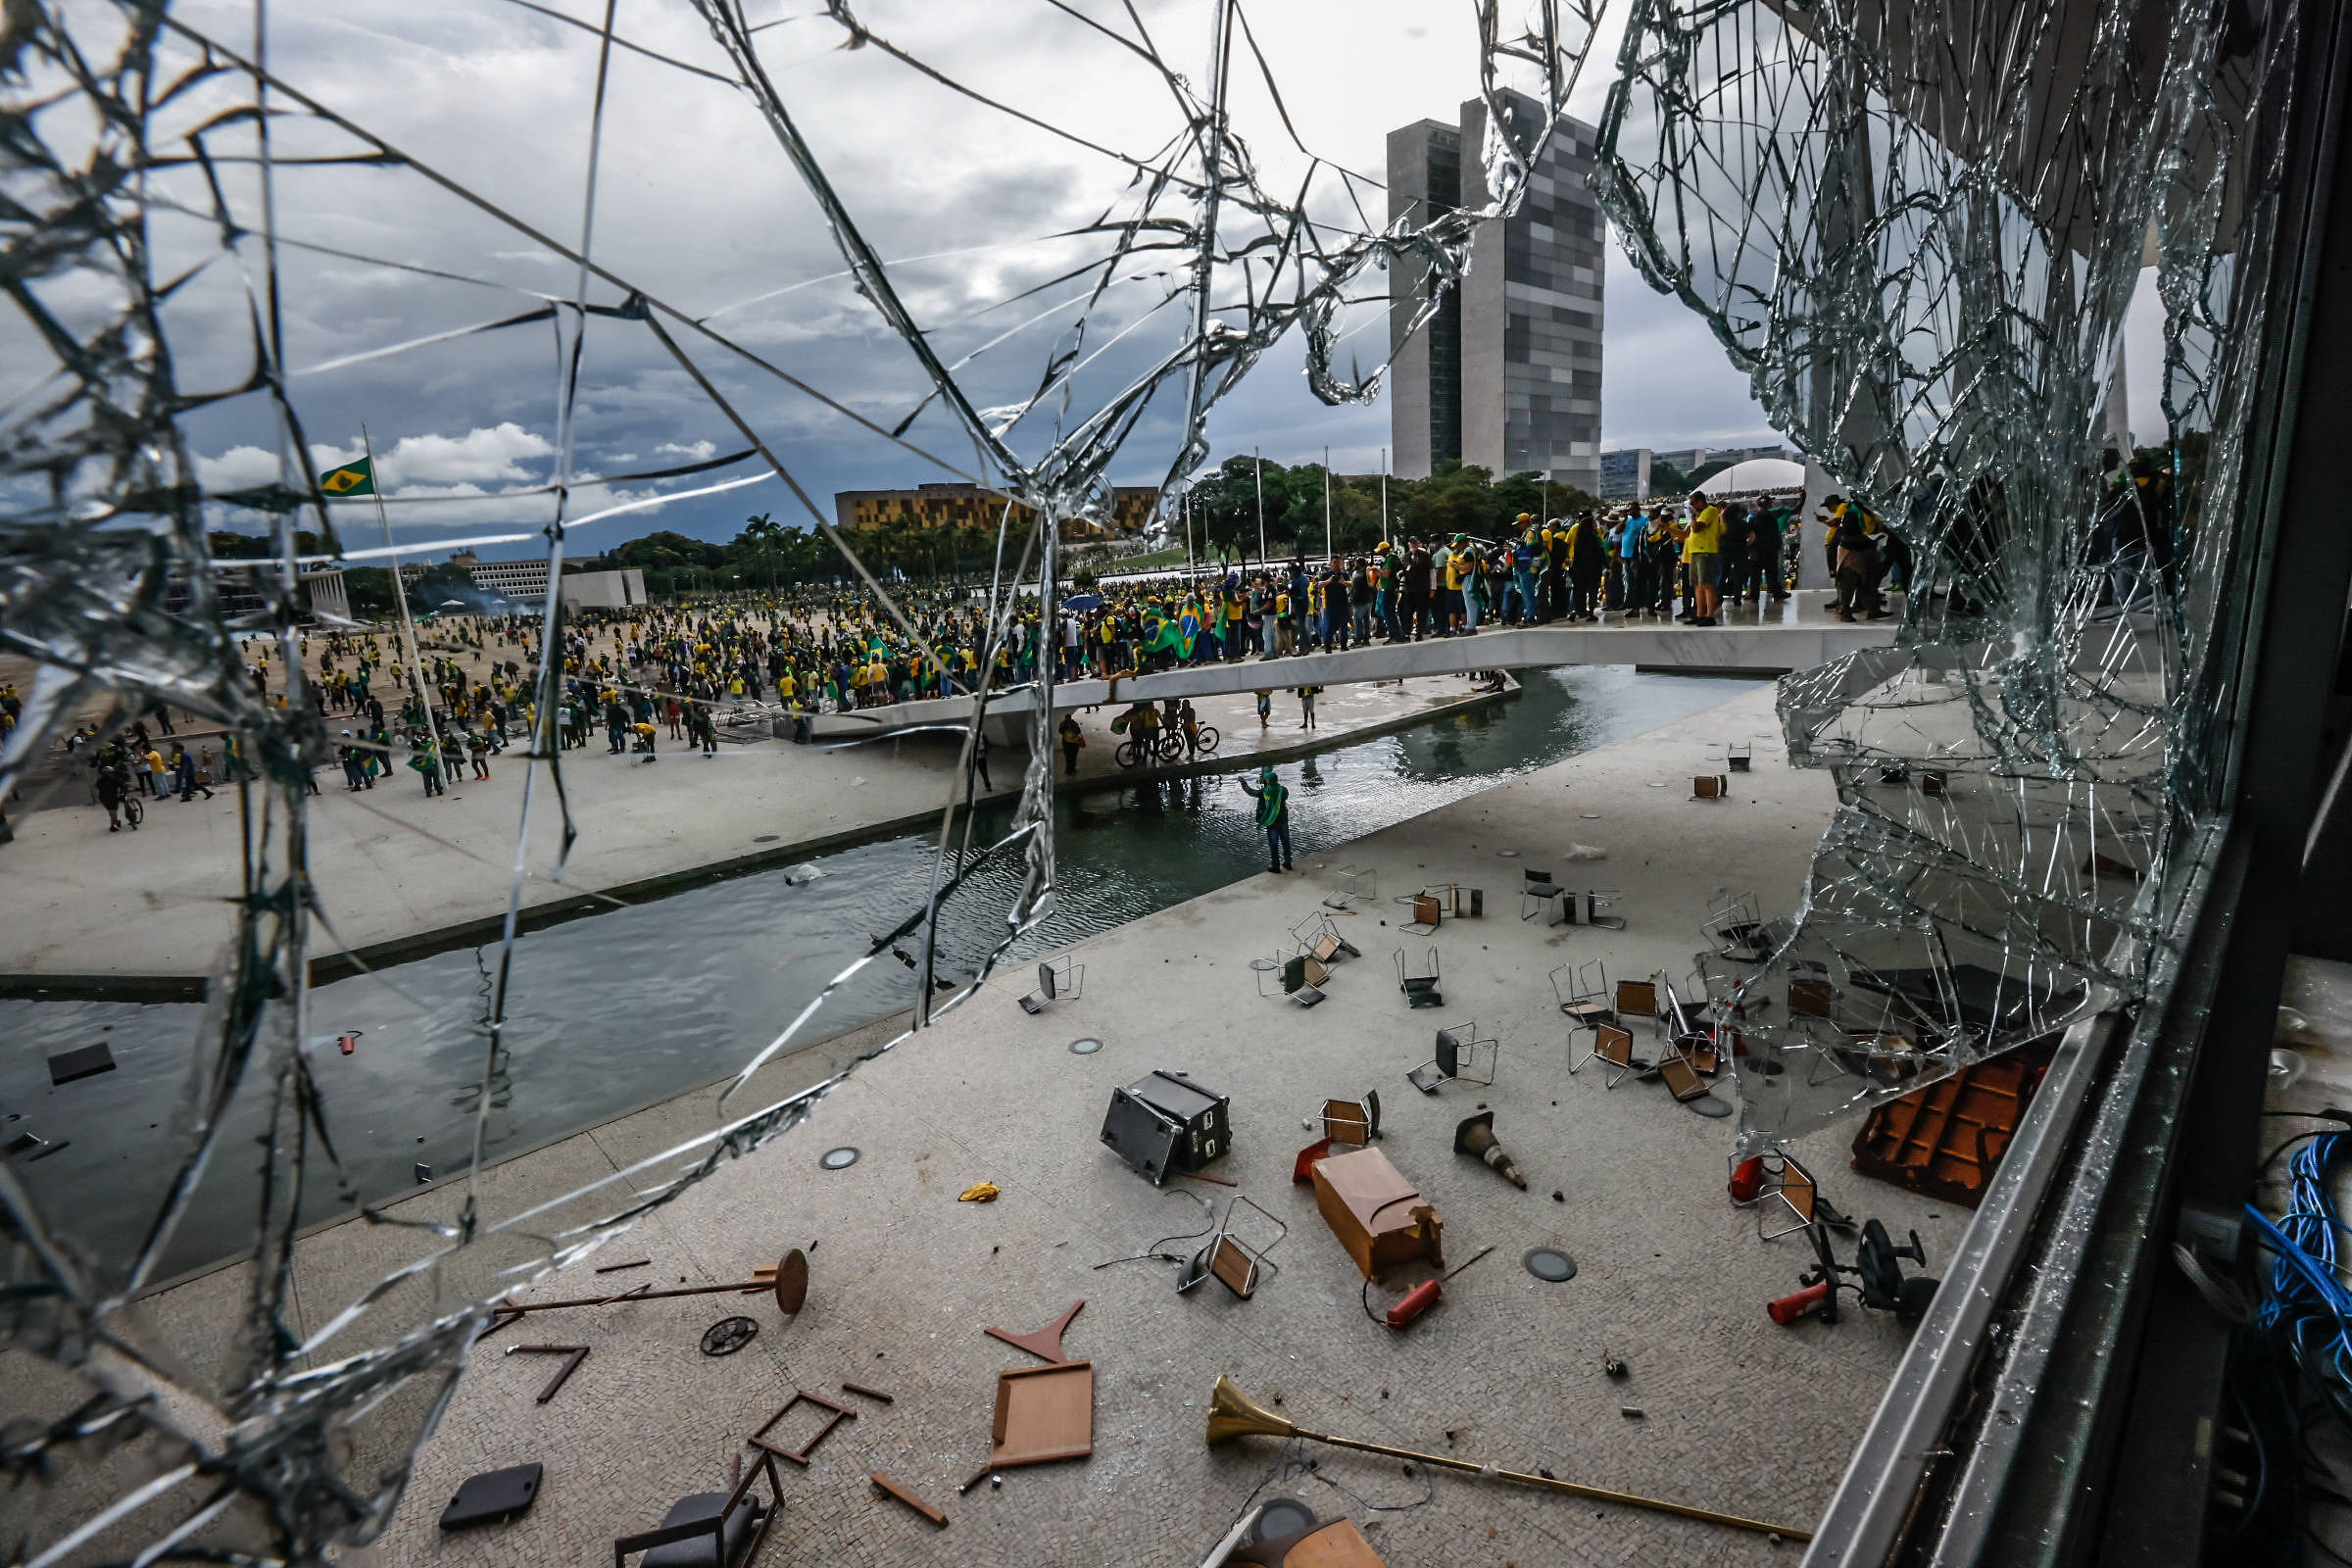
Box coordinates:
[990,1361,1094,1468]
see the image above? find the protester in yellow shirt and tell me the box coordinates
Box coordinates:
[1677,492,1726,624]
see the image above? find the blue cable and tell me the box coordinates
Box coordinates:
[2247,1131,2352,1431]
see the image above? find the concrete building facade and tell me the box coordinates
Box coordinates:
[1388,93,1604,494]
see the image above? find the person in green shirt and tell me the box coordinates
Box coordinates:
[1238,764,1293,873]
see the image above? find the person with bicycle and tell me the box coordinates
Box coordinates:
[1179,700,1201,760]
[93,759,129,831]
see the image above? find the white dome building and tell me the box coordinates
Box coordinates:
[1695,457,1807,496]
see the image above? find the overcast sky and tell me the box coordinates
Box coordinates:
[120,0,2161,560]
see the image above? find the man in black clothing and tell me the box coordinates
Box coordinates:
[1401,539,1434,641]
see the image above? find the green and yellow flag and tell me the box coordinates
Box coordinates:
[319,457,374,497]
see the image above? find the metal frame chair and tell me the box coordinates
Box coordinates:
[1702,891,1765,958]
[1289,911,1361,967]
[1408,1021,1498,1093]
[1400,893,1443,934]
[1019,956,1085,1014]
[1337,863,1378,905]
[1179,1195,1287,1299]
[1521,868,1566,921]
[1614,976,1664,1036]
[1552,887,1628,930]
[1305,1092,1381,1147]
[1568,1021,1649,1088]
[1550,959,1612,1027]
[1394,946,1442,1008]
[1754,1151,1820,1242]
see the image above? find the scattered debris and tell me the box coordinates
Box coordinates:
[700,1317,759,1357]
[1620,1405,1645,1420]
[842,1381,894,1404]
[959,1182,1002,1203]
[872,1472,947,1527]
[45,1044,114,1086]
[438,1463,542,1531]
[505,1345,589,1404]
[985,1300,1084,1364]
[991,1360,1095,1468]
[1602,1353,1628,1380]
[595,1257,652,1274]
[1380,1246,1496,1331]
[955,1463,997,1496]
[750,1391,857,1466]
[1204,1376,1809,1541]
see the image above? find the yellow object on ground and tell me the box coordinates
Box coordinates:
[958,1182,1001,1203]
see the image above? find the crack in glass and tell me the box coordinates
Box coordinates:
[0,3,1599,1558]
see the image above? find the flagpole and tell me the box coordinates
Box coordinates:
[1380,447,1390,546]
[1184,488,1195,576]
[364,424,451,800]
[1254,447,1266,567]
[1322,446,1332,557]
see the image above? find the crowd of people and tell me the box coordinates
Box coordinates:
[47,486,1935,829]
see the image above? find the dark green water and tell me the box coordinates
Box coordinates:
[0,666,1761,1279]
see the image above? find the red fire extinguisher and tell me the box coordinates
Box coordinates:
[1382,1246,1496,1330]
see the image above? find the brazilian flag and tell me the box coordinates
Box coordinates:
[319,457,374,497]
[1175,607,1201,660]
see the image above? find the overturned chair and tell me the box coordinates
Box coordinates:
[1394,946,1443,1008]
[1178,1194,1288,1299]
[1290,911,1362,968]
[1568,1020,1649,1088]
[612,1450,784,1568]
[1550,959,1613,1027]
[1017,956,1085,1015]
[1409,1021,1498,1094]
[1304,1091,1382,1147]
[1255,952,1332,1007]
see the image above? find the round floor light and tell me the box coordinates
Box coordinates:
[701,1316,759,1356]
[820,1146,859,1171]
[1686,1094,1733,1118]
[1069,1038,1103,1055]
[1523,1247,1578,1283]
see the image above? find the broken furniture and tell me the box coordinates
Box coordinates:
[700,1318,759,1356]
[1848,1037,2055,1206]
[1702,891,1766,960]
[985,1299,1084,1363]
[1654,1051,1712,1103]
[1335,863,1378,906]
[871,1473,947,1528]
[1406,1021,1497,1094]
[1258,952,1331,1005]
[1568,1022,1649,1088]
[1101,1070,1231,1184]
[749,1390,856,1465]
[1727,741,1752,772]
[1550,959,1613,1027]
[1310,1145,1443,1281]
[1753,1150,1821,1242]
[1393,947,1442,1008]
[612,1450,783,1568]
[1453,1111,1526,1188]
[491,1250,805,1320]
[991,1360,1095,1468]
[1615,976,1663,1034]
[1520,867,1566,921]
[1551,886,1626,929]
[1018,956,1084,1015]
[1770,1213,1939,1328]
[1421,882,1483,918]
[1400,893,1443,934]
[505,1344,590,1403]
[1178,1194,1287,1298]
[1229,1518,1390,1567]
[1290,911,1361,967]
[440,1463,543,1531]
[1305,1092,1380,1147]
[1692,772,1729,799]
[46,1044,115,1086]
[1204,1376,1810,1541]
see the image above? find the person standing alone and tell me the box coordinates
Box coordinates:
[1239,764,1293,874]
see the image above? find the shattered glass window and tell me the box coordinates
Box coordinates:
[1590,0,2301,1152]
[0,3,1600,1558]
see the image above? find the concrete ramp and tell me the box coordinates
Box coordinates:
[807,590,1894,740]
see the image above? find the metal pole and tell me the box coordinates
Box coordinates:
[1184,489,1195,574]
[1380,447,1390,545]
[1254,446,1266,565]
[366,424,450,799]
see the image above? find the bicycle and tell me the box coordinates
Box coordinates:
[120,790,143,829]
[1113,733,1161,769]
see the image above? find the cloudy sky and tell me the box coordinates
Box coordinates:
[95,0,2164,561]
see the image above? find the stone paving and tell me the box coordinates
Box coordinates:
[340,683,1954,1568]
